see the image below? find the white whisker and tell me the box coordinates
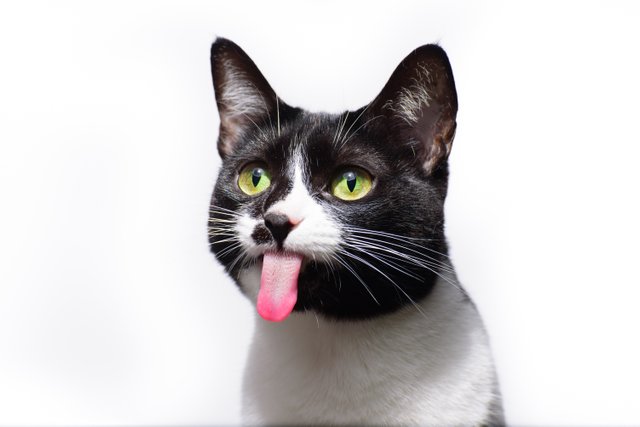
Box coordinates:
[332,254,380,305]
[338,249,426,318]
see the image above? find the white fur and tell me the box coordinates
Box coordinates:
[236,162,341,299]
[267,164,341,256]
[217,61,274,152]
[219,60,268,119]
[234,159,498,425]
[241,273,497,425]
[383,63,433,125]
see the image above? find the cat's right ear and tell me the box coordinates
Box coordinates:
[368,44,458,175]
[210,38,279,158]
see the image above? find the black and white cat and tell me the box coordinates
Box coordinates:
[208,38,503,425]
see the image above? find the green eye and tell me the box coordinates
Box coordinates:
[238,163,271,195]
[331,167,372,201]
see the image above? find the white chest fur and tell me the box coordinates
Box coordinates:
[241,277,499,425]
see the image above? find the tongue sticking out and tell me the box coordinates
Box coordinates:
[257,251,304,322]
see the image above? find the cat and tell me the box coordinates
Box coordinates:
[208,37,504,425]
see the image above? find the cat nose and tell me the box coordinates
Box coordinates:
[263,212,296,247]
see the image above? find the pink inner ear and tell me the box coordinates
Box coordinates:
[257,251,304,322]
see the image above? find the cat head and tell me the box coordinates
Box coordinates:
[209,38,457,321]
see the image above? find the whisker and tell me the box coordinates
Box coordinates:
[215,241,244,258]
[209,232,235,238]
[344,226,451,260]
[340,115,383,148]
[338,249,426,318]
[333,254,380,305]
[228,250,250,273]
[333,111,350,146]
[209,205,241,216]
[276,96,281,137]
[210,237,240,245]
[342,241,423,280]
[208,222,235,226]
[345,235,454,273]
[337,103,371,145]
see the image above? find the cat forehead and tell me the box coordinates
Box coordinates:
[240,112,389,166]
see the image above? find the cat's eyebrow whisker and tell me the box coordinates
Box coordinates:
[340,115,384,148]
[332,111,350,146]
[338,102,372,146]
[276,96,281,137]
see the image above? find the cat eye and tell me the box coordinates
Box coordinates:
[331,167,373,201]
[238,162,271,195]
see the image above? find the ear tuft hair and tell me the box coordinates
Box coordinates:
[210,38,279,158]
[369,44,458,174]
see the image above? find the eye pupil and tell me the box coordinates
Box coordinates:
[343,171,357,192]
[251,168,263,187]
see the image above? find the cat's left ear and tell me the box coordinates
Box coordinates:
[210,38,280,158]
[369,45,458,174]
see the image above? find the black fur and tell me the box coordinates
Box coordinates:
[209,38,458,320]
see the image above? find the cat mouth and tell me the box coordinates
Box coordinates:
[256,250,305,322]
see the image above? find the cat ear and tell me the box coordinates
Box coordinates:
[210,38,279,158]
[369,45,458,174]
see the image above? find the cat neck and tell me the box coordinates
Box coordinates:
[251,274,481,353]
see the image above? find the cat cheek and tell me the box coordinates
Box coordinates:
[284,214,341,256]
[250,224,272,245]
[236,213,270,256]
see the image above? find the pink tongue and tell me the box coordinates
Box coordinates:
[257,251,304,322]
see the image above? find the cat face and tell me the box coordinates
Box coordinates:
[209,38,457,321]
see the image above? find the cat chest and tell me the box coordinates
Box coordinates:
[243,308,495,424]
[243,321,466,423]
[244,332,428,422]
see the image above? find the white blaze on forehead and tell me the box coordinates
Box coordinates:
[266,162,341,256]
[268,164,311,224]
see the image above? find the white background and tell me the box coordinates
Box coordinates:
[1,1,639,425]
